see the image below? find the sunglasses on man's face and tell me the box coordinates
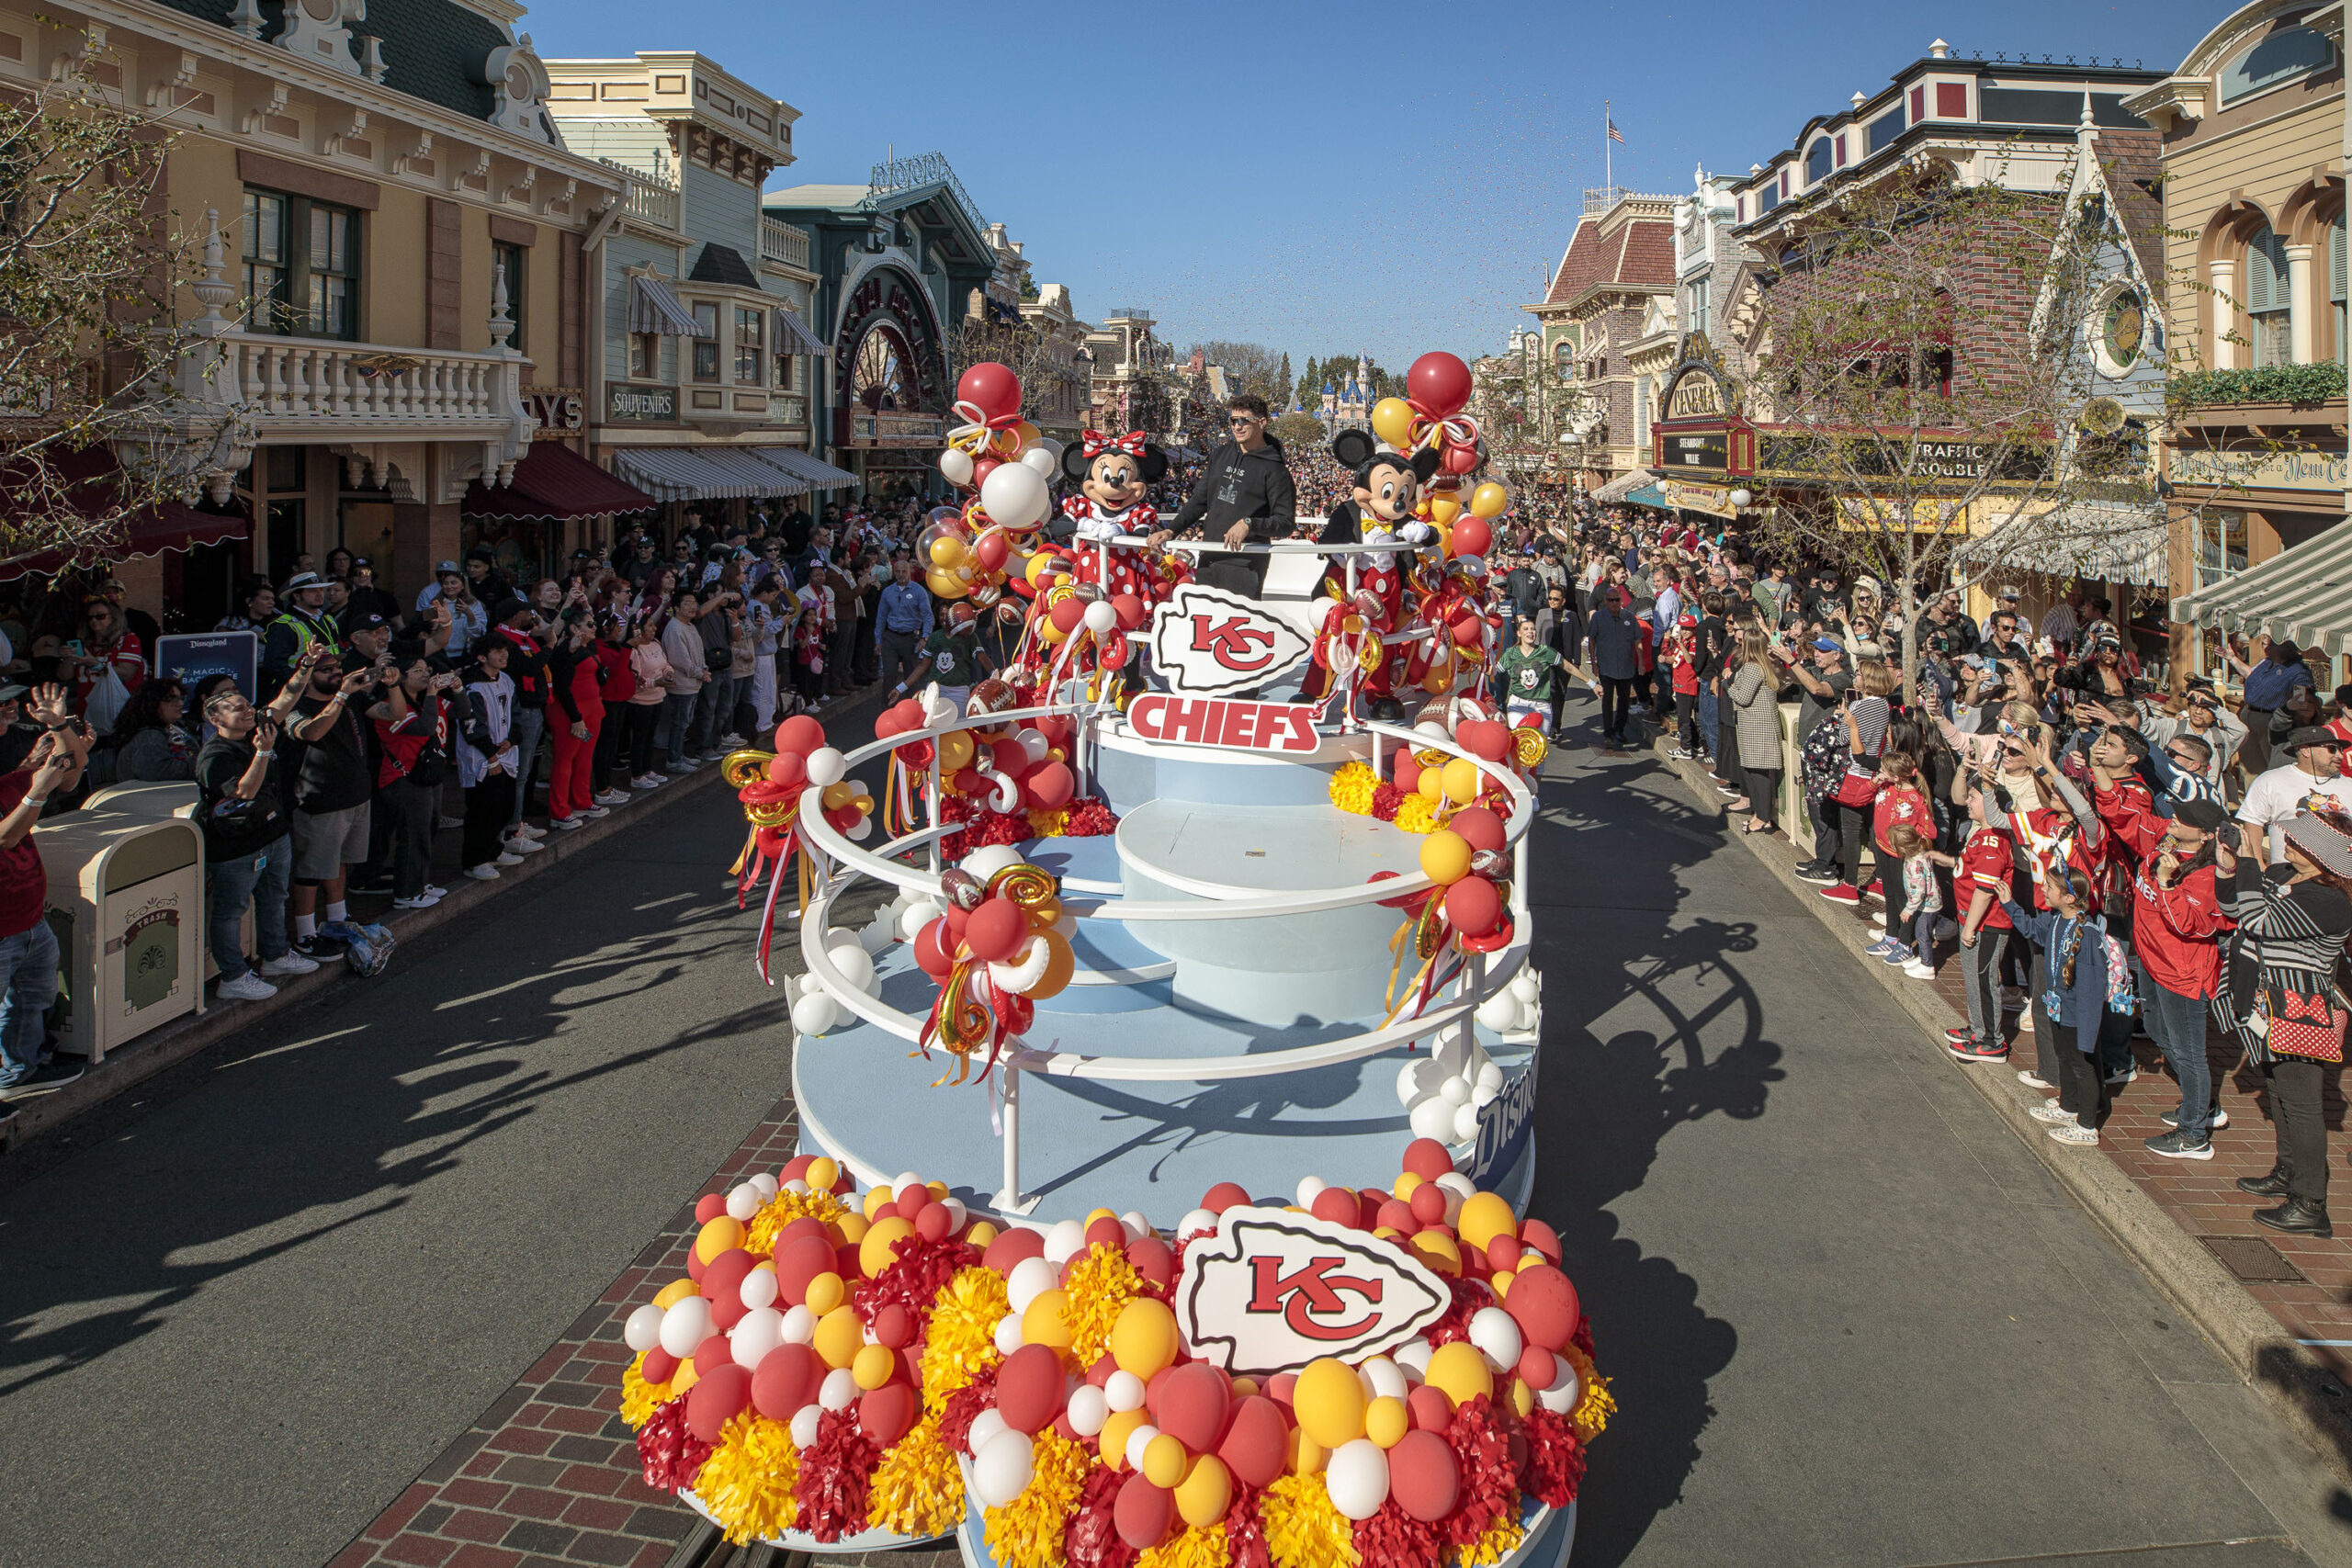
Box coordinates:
[1227,415,1261,426]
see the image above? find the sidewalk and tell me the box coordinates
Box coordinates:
[0,685,882,1164]
[1645,729,2352,1479]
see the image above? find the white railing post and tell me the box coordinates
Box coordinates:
[927,750,943,874]
[996,1066,1024,1213]
[1512,830,1530,921]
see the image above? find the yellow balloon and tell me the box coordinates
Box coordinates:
[1287,1427,1328,1475]
[1022,1286,1072,1350]
[929,536,967,570]
[1429,494,1463,527]
[806,1156,840,1193]
[1027,932,1076,999]
[836,1211,869,1245]
[939,732,975,772]
[1110,1298,1180,1379]
[804,1270,846,1316]
[967,1220,1001,1250]
[1417,767,1444,802]
[1393,1172,1425,1201]
[1293,1357,1367,1449]
[820,782,854,811]
[670,1359,700,1396]
[1100,1408,1148,1472]
[1469,482,1510,519]
[1441,757,1482,804]
[865,1186,894,1219]
[1371,397,1418,447]
[1141,1432,1187,1488]
[1025,552,1060,589]
[859,1215,914,1278]
[928,567,969,600]
[853,1343,897,1391]
[1456,1191,1517,1253]
[1365,1395,1409,1449]
[1509,1376,1536,1418]
[1175,1454,1234,1527]
[813,1304,864,1369]
[695,1216,745,1264]
[1410,1229,1462,1276]
[1013,420,1041,447]
[1424,1342,1495,1410]
[652,1277,698,1309]
[1419,829,1472,886]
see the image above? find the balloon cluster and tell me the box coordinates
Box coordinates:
[958,1144,1603,1558]
[933,363,1064,607]
[881,690,1080,822]
[727,715,875,983]
[1396,1017,1530,1147]
[788,922,889,1039]
[899,845,1076,1084]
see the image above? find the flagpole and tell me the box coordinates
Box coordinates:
[1604,99,1611,192]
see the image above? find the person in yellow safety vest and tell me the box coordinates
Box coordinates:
[262,571,338,696]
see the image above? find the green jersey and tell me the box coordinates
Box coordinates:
[904,629,989,691]
[1496,644,1564,704]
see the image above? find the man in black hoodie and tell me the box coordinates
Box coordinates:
[1171,395,1295,598]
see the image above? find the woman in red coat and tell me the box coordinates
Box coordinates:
[547,615,608,828]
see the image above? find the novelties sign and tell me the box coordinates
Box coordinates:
[1146,584,1312,696]
[1176,1206,1450,1379]
[1126,694,1322,754]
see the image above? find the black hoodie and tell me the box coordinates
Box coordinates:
[1172,435,1295,544]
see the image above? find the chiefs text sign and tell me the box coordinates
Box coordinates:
[1126,694,1322,753]
[1177,1206,1450,1378]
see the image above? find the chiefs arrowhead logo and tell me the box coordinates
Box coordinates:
[1177,1206,1450,1378]
[1148,585,1313,696]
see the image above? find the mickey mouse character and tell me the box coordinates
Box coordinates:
[1058,430,1172,602]
[1319,430,1438,625]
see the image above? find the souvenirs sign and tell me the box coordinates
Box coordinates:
[1147,584,1313,697]
[1176,1205,1451,1378]
[1126,694,1322,753]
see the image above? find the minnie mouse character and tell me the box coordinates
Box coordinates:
[1058,430,1173,602]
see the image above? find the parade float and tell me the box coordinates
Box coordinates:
[615,355,1606,1568]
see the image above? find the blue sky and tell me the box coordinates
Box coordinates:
[526,0,2228,383]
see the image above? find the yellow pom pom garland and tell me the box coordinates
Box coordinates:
[982,1431,1091,1568]
[695,1410,800,1546]
[866,1416,965,1538]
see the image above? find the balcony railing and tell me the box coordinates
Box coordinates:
[760,217,809,269]
[605,158,680,231]
[224,333,529,430]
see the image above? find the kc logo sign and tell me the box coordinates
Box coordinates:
[1177,1206,1449,1378]
[1148,585,1312,696]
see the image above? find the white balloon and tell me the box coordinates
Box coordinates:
[780,1304,818,1345]
[791,992,841,1036]
[1397,1056,1446,1109]
[1006,1256,1057,1314]
[797,972,824,998]
[1509,971,1541,1004]
[973,1428,1037,1507]
[789,1404,823,1448]
[1452,1100,1482,1144]
[1476,991,1521,1031]
[1123,1422,1162,1473]
[1434,1172,1476,1201]
[1026,436,1064,468]
[731,1306,786,1370]
[1361,1355,1408,1402]
[727,1182,763,1223]
[899,900,944,942]
[1021,446,1059,479]
[961,845,1024,884]
[830,946,876,992]
[1176,1208,1219,1242]
[966,1407,1009,1457]
[1393,1338,1433,1378]
[939,446,976,487]
[1104,1369,1148,1413]
[1408,1097,1457,1144]
[623,1303,665,1354]
[1082,600,1118,635]
[1066,1383,1109,1437]
[942,1198,969,1233]
[805,747,848,787]
[1439,1076,1471,1107]
[1517,999,1542,1033]
[980,463,1051,530]
[848,816,874,842]
[1472,1083,1500,1111]
[740,1267,780,1311]
[858,918,893,953]
[658,1297,712,1359]
[1325,1438,1391,1520]
[1467,1307,1523,1372]
[820,1367,858,1411]
[1414,720,1451,743]
[1119,1212,1151,1242]
[1476,1061,1506,1094]
[993,1314,1025,1355]
[1017,728,1051,765]
[748,1172,780,1201]
[1043,1217,1088,1265]
[1296,1175,1329,1210]
[1537,1362,1579,1415]
[783,1179,810,1196]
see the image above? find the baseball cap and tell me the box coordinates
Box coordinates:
[283,570,327,592]
[0,684,29,703]
[345,610,389,632]
[1810,637,1843,653]
[1997,586,2020,600]
[435,559,461,575]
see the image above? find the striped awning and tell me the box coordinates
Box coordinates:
[773,309,829,356]
[752,446,861,491]
[628,275,707,336]
[1954,500,2170,588]
[610,446,784,502]
[2172,524,2352,656]
[1590,468,1657,503]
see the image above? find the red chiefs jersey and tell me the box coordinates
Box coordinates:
[1959,826,2017,930]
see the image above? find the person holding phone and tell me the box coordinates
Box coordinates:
[197,678,313,999]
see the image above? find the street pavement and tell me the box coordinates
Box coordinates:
[3,698,2350,1568]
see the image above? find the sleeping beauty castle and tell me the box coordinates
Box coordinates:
[1317,355,1378,434]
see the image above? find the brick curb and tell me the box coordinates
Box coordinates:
[0,683,886,1159]
[1641,732,2352,1482]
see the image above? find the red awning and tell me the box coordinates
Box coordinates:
[0,445,248,581]
[463,441,656,522]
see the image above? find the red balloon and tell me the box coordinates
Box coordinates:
[693,1333,735,1382]
[956,361,1023,423]
[1110,593,1147,630]
[1027,761,1074,810]
[951,767,985,796]
[873,1303,914,1350]
[702,1247,756,1305]
[685,1362,752,1443]
[1402,1137,1453,1181]
[1084,1215,1126,1253]
[964,897,1027,964]
[1265,1372,1297,1409]
[995,1343,1066,1435]
[1516,1343,1556,1393]
[1407,1383,1455,1433]
[1309,1186,1360,1229]
[990,739,1031,779]
[974,532,1010,571]
[1487,1235,1524,1273]
[1388,1430,1461,1521]
[913,918,956,978]
[1114,1474,1175,1552]
[1444,876,1502,937]
[971,455,1002,490]
[1449,805,1507,852]
[1375,1199,1416,1234]
[1100,637,1131,671]
[776,1215,829,1248]
[1459,722,1511,764]
[1520,1217,1563,1264]
[695,1193,729,1224]
[1217,1395,1291,1489]
[1392,749,1421,795]
[1408,1184,1448,1226]
[860,1382,918,1447]
[984,1226,1046,1275]
[1451,615,1485,649]
[775,716,827,757]
[1451,516,1493,559]
[1408,352,1474,419]
[892,698,929,730]
[1125,1234,1175,1288]
[1442,445,1480,476]
[1357,1189,1388,1230]
[1048,597,1086,635]
[874,709,905,739]
[1202,1181,1250,1213]
[1502,1264,1580,1352]
[642,1347,680,1386]
[685,1247,707,1283]
[775,1234,837,1306]
[1156,1363,1232,1453]
[766,752,808,789]
[915,1203,955,1244]
[752,1342,823,1420]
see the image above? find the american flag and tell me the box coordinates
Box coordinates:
[1607,117,1625,144]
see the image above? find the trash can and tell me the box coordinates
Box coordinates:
[35,806,208,1062]
[80,782,248,984]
